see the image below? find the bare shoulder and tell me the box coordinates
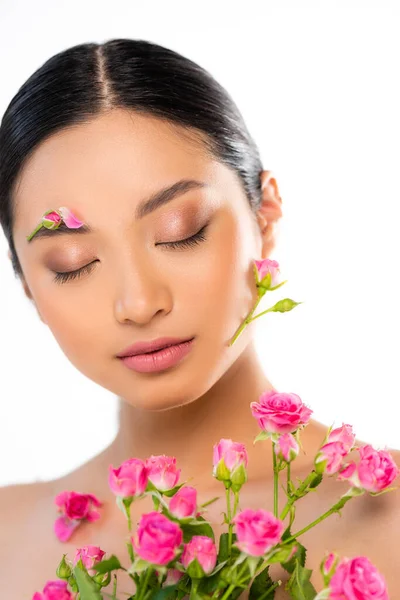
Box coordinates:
[0,479,49,518]
[0,480,52,545]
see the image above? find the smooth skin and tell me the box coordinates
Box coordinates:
[1,109,399,599]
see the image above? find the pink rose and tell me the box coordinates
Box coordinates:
[326,423,355,451]
[233,508,284,557]
[315,441,350,475]
[337,444,400,493]
[169,486,197,520]
[254,259,281,288]
[251,390,313,434]
[274,433,299,463]
[329,556,389,600]
[73,545,106,576]
[132,512,183,565]
[181,535,217,575]
[145,455,181,492]
[213,439,248,490]
[108,458,148,497]
[54,491,102,542]
[32,580,73,600]
[42,210,62,229]
[42,207,84,231]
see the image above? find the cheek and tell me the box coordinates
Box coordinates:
[180,217,258,347]
[34,289,106,365]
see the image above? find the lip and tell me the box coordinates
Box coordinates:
[118,338,195,373]
[116,336,195,358]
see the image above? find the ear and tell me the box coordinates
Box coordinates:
[256,170,283,259]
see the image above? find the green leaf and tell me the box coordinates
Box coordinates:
[148,585,178,600]
[282,545,307,575]
[253,431,270,444]
[92,554,123,574]
[162,483,186,497]
[249,566,275,600]
[73,566,103,600]
[181,519,215,543]
[308,473,323,489]
[218,533,230,562]
[284,560,317,600]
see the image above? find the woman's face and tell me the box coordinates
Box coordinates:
[12,109,265,411]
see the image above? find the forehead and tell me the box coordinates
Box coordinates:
[12,109,225,230]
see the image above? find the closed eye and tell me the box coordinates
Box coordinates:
[52,222,209,284]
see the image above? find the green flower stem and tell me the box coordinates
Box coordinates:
[233,490,240,518]
[279,470,320,521]
[245,305,276,324]
[226,487,233,555]
[126,540,134,562]
[272,445,278,517]
[190,578,199,599]
[112,573,117,600]
[137,567,153,600]
[220,561,249,600]
[283,495,352,544]
[126,504,132,532]
[26,222,44,241]
[228,297,262,346]
[287,463,291,496]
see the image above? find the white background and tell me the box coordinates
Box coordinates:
[0,0,399,487]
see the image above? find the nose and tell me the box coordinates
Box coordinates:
[113,255,172,325]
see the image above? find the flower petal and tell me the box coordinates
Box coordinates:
[58,206,85,229]
[86,509,101,522]
[54,515,80,542]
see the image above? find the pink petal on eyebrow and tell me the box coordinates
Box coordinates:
[58,206,85,228]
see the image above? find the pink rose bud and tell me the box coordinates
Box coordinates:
[169,486,197,520]
[253,259,281,290]
[212,439,248,491]
[58,207,85,229]
[337,444,400,493]
[320,551,339,585]
[181,535,217,576]
[32,580,73,600]
[54,491,102,542]
[315,441,349,476]
[326,423,355,452]
[132,511,183,565]
[164,568,184,586]
[73,545,106,576]
[329,556,389,600]
[145,455,181,492]
[108,458,148,498]
[274,433,299,463]
[251,390,313,435]
[233,508,284,557]
[42,210,63,230]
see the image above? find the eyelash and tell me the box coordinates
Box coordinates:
[52,223,209,285]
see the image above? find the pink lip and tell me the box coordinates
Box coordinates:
[118,338,195,373]
[117,336,195,358]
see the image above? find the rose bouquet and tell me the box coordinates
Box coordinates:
[33,259,400,600]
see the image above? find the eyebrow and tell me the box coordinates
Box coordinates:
[27,178,207,243]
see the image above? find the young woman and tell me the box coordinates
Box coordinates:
[0,39,398,599]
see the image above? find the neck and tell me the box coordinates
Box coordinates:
[108,342,276,487]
